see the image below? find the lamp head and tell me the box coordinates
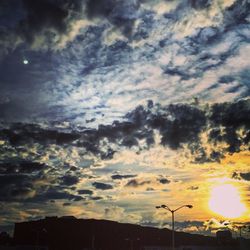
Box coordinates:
[156,205,167,209]
[186,205,193,209]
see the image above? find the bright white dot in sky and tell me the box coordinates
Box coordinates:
[23,59,29,64]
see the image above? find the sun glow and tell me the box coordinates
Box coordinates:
[209,184,246,218]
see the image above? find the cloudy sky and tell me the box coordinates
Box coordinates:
[0,0,250,236]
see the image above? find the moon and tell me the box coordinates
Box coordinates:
[209,184,246,218]
[23,59,29,64]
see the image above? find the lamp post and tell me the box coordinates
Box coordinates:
[156,204,193,250]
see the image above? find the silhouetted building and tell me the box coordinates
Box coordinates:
[178,246,237,250]
[13,217,237,250]
[216,230,232,245]
[142,246,169,250]
[0,246,48,250]
[0,232,12,246]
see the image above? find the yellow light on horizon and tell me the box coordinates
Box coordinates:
[209,184,246,218]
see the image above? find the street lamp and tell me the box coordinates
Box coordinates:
[156,204,193,250]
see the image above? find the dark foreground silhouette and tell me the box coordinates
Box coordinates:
[11,216,246,250]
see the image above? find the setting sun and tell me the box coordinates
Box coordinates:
[209,184,246,218]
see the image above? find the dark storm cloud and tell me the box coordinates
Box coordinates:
[150,104,207,149]
[85,99,249,161]
[111,174,137,180]
[1,99,249,164]
[75,105,155,157]
[85,0,140,37]
[232,172,250,181]
[0,0,139,54]
[0,123,80,146]
[209,99,250,153]
[10,186,34,198]
[223,0,250,28]
[89,196,103,200]
[125,179,151,187]
[0,159,85,202]
[240,172,250,181]
[0,0,220,56]
[188,0,212,10]
[60,174,79,186]
[27,187,84,202]
[125,175,170,188]
[188,143,224,164]
[20,0,68,41]
[63,202,71,206]
[0,174,36,201]
[92,182,113,190]
[209,99,250,128]
[77,189,93,195]
[0,160,52,201]
[158,177,170,184]
[0,161,48,174]
[0,0,83,54]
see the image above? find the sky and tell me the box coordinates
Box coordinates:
[0,0,250,237]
